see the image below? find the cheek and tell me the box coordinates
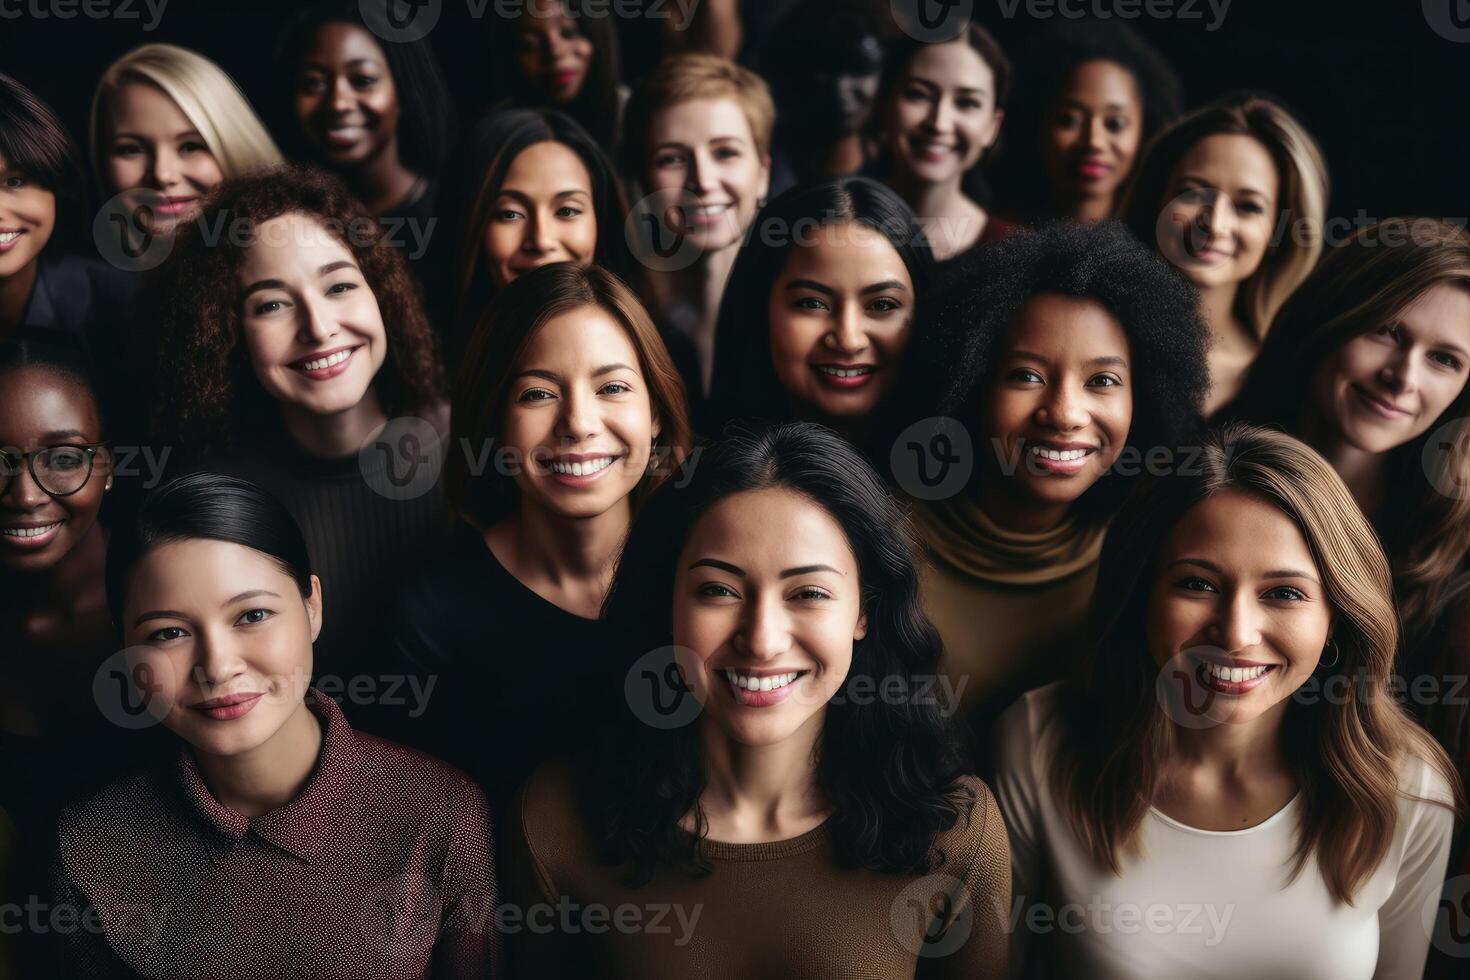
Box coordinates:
[188,154,225,188]
[769,311,819,364]
[105,157,142,190]
[672,595,726,656]
[984,388,1031,439]
[485,224,521,267]
[1146,591,1200,664]
[1101,394,1133,447]
[566,217,598,258]
[571,39,593,65]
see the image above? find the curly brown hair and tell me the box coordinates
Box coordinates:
[138,164,444,450]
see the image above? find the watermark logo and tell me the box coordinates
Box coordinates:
[624,645,705,729]
[1424,0,1470,42]
[360,0,442,42]
[93,190,175,273]
[625,189,712,273]
[1424,874,1470,957]
[1422,417,1470,500]
[92,647,175,730]
[890,416,974,501]
[890,0,973,42]
[360,873,442,958]
[361,415,445,501]
[1154,646,1235,730]
[890,874,974,958]
[0,0,169,31]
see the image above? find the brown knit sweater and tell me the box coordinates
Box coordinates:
[503,764,1011,979]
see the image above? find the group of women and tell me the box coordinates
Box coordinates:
[2,1,1469,978]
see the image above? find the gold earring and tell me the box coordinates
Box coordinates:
[104,476,113,491]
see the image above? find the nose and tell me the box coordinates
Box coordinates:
[825,305,869,355]
[296,292,339,346]
[1037,380,1088,431]
[1084,114,1107,150]
[522,211,554,255]
[738,592,791,661]
[1,456,49,510]
[554,387,601,444]
[1209,589,1264,656]
[191,630,249,692]
[149,146,179,190]
[686,149,716,195]
[925,95,954,136]
[331,76,355,114]
[1380,346,1420,395]
[1198,194,1237,240]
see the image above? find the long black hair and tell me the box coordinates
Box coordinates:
[706,176,935,440]
[589,421,974,884]
[104,471,314,634]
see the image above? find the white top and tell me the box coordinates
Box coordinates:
[994,683,1454,980]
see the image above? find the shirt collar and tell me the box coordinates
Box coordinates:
[177,689,357,862]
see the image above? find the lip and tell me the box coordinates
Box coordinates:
[683,201,734,227]
[0,228,26,253]
[1024,440,1099,476]
[811,363,877,390]
[290,345,360,381]
[188,692,264,721]
[1183,242,1233,264]
[721,668,810,708]
[1350,383,1413,420]
[1075,157,1112,180]
[538,451,627,487]
[151,196,198,217]
[0,519,64,550]
[909,136,958,164]
[321,122,370,148]
[1194,660,1280,696]
[551,67,581,89]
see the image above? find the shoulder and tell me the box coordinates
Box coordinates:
[511,761,595,876]
[1396,746,1457,813]
[352,730,488,815]
[396,522,499,609]
[60,765,173,841]
[934,776,1011,881]
[997,682,1064,746]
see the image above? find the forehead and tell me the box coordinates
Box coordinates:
[1060,59,1142,106]
[517,304,639,367]
[109,80,191,125]
[1173,133,1278,194]
[681,487,858,576]
[1007,293,1130,359]
[1163,489,1316,569]
[304,22,387,65]
[907,39,995,91]
[649,97,755,145]
[1395,282,1470,342]
[502,141,593,192]
[0,367,99,444]
[238,212,357,277]
[777,222,910,285]
[125,537,296,609]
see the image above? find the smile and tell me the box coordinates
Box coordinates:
[1196,661,1279,695]
[0,230,23,243]
[1029,445,1093,462]
[547,456,617,477]
[300,349,352,371]
[1,521,62,539]
[724,669,802,692]
[815,365,873,378]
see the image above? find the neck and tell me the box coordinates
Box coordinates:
[492,494,631,618]
[0,259,40,336]
[820,134,866,177]
[3,517,106,604]
[892,172,981,255]
[1168,701,1288,781]
[1197,283,1245,339]
[976,477,1069,534]
[194,699,323,819]
[343,139,419,216]
[1299,407,1385,516]
[697,711,827,837]
[1055,188,1114,223]
[280,389,389,459]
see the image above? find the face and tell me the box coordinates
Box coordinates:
[0,152,56,279]
[502,305,658,522]
[645,97,770,254]
[984,294,1133,509]
[122,538,321,758]
[1310,284,1470,454]
[293,22,401,167]
[512,0,594,105]
[483,141,597,287]
[0,368,109,575]
[1158,133,1279,289]
[237,212,388,419]
[675,487,867,748]
[103,81,225,235]
[1148,489,1333,728]
[767,222,914,421]
[883,39,1002,187]
[1041,60,1144,205]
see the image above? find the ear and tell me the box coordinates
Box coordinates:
[983,108,1005,151]
[305,575,324,644]
[853,608,868,642]
[757,153,772,202]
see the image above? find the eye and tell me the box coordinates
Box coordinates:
[560,26,581,41]
[900,85,932,103]
[2,174,27,189]
[599,381,633,395]
[1007,367,1043,384]
[296,74,327,94]
[112,143,143,157]
[326,281,358,296]
[146,625,189,643]
[180,141,210,155]
[1176,576,1218,594]
[494,208,525,221]
[654,153,685,169]
[1053,110,1082,129]
[1431,350,1465,371]
[714,146,741,161]
[517,387,556,403]
[957,96,982,111]
[252,299,286,316]
[1373,323,1403,343]
[555,205,584,219]
[1263,586,1306,602]
[1236,200,1266,216]
[351,74,378,89]
[792,587,832,601]
[236,608,275,626]
[698,582,739,599]
[1086,373,1122,388]
[868,297,903,313]
[1105,116,1129,133]
[794,296,829,312]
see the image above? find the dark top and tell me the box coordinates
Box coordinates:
[383,521,615,808]
[205,423,453,700]
[51,691,496,980]
[380,178,442,328]
[932,215,1014,292]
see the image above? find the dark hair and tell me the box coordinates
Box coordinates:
[447,108,632,334]
[707,177,935,439]
[762,0,884,137]
[447,262,693,528]
[992,19,1181,220]
[0,72,84,254]
[486,0,623,151]
[140,164,444,450]
[590,421,974,883]
[104,471,313,634]
[900,219,1207,519]
[276,0,456,174]
[0,336,102,431]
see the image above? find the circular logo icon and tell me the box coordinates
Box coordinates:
[1422,417,1470,500]
[1154,646,1239,731]
[92,647,175,730]
[890,417,974,501]
[1424,0,1470,42]
[359,872,443,958]
[1424,874,1470,958]
[1153,190,1225,276]
[361,415,445,501]
[890,873,974,959]
[624,646,706,730]
[360,0,442,43]
[890,0,974,42]
[624,189,714,273]
[93,190,176,272]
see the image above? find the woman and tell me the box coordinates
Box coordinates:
[902,220,1208,773]
[1120,92,1328,417]
[0,74,132,370]
[140,164,448,687]
[438,108,631,349]
[487,0,625,151]
[387,262,691,806]
[621,53,774,407]
[707,176,934,457]
[90,43,283,238]
[867,21,1012,263]
[53,471,494,978]
[996,423,1461,978]
[992,19,1182,225]
[503,422,1011,978]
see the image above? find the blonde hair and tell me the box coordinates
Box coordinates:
[1120,93,1329,340]
[90,43,282,188]
[620,53,775,179]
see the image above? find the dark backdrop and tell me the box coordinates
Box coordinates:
[0,0,1464,222]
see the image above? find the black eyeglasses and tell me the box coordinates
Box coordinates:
[0,444,107,497]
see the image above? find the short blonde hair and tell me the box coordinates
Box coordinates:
[1120,93,1329,339]
[620,53,774,179]
[91,43,282,188]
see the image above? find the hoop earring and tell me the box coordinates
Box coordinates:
[1319,638,1340,670]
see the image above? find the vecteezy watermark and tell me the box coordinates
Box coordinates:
[1425,875,1470,957]
[0,897,171,945]
[624,645,706,729]
[92,647,177,730]
[490,897,703,944]
[1424,0,1470,42]
[829,673,968,718]
[891,417,974,501]
[890,874,975,958]
[1422,417,1470,501]
[314,673,438,717]
[360,0,700,44]
[0,0,167,30]
[624,189,713,274]
[359,873,443,958]
[94,190,177,273]
[998,895,1234,945]
[890,0,973,42]
[361,416,446,501]
[454,438,703,488]
[992,0,1230,30]
[1154,646,1237,730]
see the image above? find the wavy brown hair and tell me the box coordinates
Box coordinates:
[139,164,443,450]
[1053,423,1461,904]
[446,262,693,529]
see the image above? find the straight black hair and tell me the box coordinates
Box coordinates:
[0,72,84,253]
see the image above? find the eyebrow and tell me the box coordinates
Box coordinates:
[41,429,87,440]
[652,136,749,152]
[688,559,845,578]
[133,589,284,627]
[241,261,358,299]
[113,129,206,142]
[1008,349,1129,369]
[497,188,591,201]
[1058,97,1132,113]
[1168,557,1321,585]
[515,363,638,383]
[905,74,993,98]
[1178,175,1270,199]
[784,278,910,297]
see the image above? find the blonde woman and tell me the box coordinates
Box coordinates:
[91,43,281,235]
[1120,93,1328,417]
[996,424,1460,979]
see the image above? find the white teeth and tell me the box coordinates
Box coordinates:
[916,141,953,155]
[723,669,800,693]
[1030,446,1090,461]
[817,366,872,378]
[694,203,731,215]
[301,349,352,371]
[1,522,61,538]
[549,456,616,477]
[0,231,21,243]
[1205,663,1270,682]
